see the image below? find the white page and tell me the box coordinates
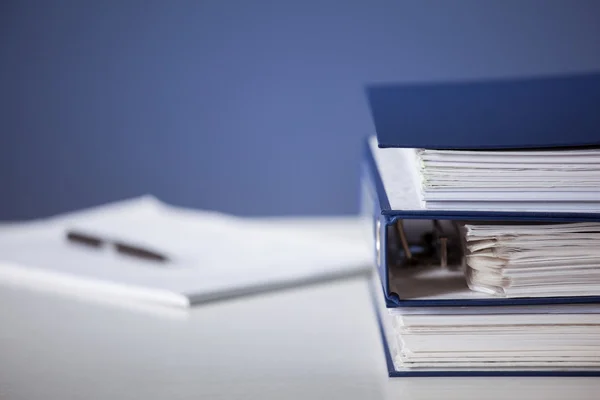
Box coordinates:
[426,200,600,212]
[423,190,600,201]
[418,148,600,163]
[388,303,600,315]
[421,162,600,170]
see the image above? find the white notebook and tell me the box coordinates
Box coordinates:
[0,197,372,308]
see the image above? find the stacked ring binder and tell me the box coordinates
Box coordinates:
[362,72,600,377]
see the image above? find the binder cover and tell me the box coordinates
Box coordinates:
[360,137,600,308]
[366,72,600,150]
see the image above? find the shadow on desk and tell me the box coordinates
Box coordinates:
[385,376,600,400]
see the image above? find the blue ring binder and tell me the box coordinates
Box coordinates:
[362,72,600,377]
[362,137,600,308]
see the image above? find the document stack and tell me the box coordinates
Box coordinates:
[362,72,600,376]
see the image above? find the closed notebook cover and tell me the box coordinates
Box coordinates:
[367,72,600,150]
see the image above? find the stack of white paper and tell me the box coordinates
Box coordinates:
[410,148,600,212]
[370,271,600,372]
[386,307,600,370]
[464,222,600,298]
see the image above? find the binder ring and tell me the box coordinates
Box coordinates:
[375,218,382,267]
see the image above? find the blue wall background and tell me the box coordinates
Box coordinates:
[2,0,600,219]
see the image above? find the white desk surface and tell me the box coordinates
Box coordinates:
[1,274,599,400]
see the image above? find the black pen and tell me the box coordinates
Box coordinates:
[66,230,170,263]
